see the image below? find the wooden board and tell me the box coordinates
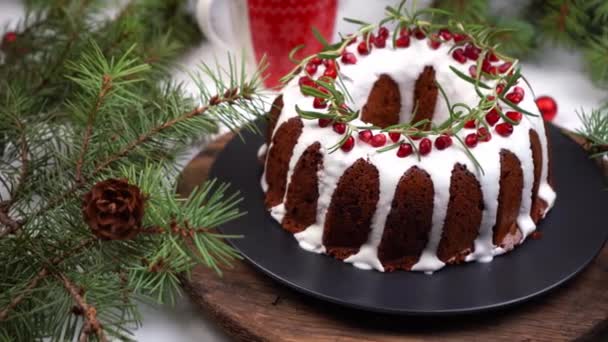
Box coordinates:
[179,133,608,342]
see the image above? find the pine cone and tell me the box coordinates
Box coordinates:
[82,178,145,240]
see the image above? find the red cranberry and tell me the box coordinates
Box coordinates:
[313,97,327,109]
[464,120,476,129]
[311,57,323,65]
[318,118,331,127]
[465,133,478,147]
[323,59,336,68]
[535,95,558,121]
[469,65,478,78]
[389,131,401,142]
[378,26,390,39]
[434,134,452,150]
[357,41,371,55]
[333,122,346,134]
[395,35,411,48]
[299,76,314,88]
[3,32,17,44]
[477,127,492,142]
[371,133,387,147]
[464,44,481,60]
[485,108,500,126]
[487,52,499,62]
[505,90,524,104]
[305,62,317,75]
[341,52,357,64]
[362,32,375,43]
[397,143,413,158]
[428,34,441,49]
[439,28,452,40]
[495,122,513,137]
[482,59,492,74]
[506,111,522,123]
[513,86,525,96]
[496,84,505,94]
[453,33,467,43]
[341,136,355,152]
[358,130,373,143]
[482,60,498,75]
[374,36,387,48]
[498,62,512,74]
[419,138,432,155]
[399,27,410,36]
[323,67,338,79]
[452,48,466,64]
[413,28,426,39]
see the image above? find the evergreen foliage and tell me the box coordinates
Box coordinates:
[0,1,266,341]
[433,0,608,89]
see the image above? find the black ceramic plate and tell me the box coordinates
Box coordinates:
[210,121,608,315]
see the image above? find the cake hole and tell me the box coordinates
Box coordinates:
[360,67,438,129]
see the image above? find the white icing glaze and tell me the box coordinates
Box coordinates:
[261,34,556,273]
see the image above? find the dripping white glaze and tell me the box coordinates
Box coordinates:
[261,34,556,273]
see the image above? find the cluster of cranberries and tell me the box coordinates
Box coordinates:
[461,90,525,148]
[295,26,536,155]
[299,57,339,94]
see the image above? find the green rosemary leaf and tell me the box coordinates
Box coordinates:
[454,135,485,175]
[416,7,453,17]
[316,79,344,103]
[295,105,334,120]
[328,128,351,153]
[300,85,331,99]
[378,141,401,153]
[312,26,330,48]
[449,66,491,89]
[495,106,518,125]
[324,41,344,52]
[343,17,371,26]
[519,74,537,100]
[317,50,341,59]
[404,135,422,161]
[499,96,538,117]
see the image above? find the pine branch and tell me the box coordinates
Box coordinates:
[0,209,21,238]
[0,268,48,321]
[58,273,108,342]
[75,74,113,182]
[0,238,96,321]
[0,1,261,340]
[92,88,247,174]
[577,108,608,158]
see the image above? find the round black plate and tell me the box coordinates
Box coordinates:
[210,122,608,315]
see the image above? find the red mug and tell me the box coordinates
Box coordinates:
[196,0,338,88]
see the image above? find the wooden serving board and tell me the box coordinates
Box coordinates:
[178,133,608,342]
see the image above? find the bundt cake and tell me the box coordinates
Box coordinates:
[259,18,556,273]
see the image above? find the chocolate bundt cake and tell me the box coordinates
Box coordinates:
[259,23,556,273]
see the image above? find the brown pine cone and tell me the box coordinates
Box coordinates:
[82,178,145,240]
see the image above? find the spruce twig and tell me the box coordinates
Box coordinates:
[0,238,96,321]
[58,273,107,342]
[75,74,113,183]
[0,1,262,339]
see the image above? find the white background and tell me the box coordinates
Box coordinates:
[0,1,605,341]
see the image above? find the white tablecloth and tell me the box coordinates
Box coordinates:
[1,1,605,341]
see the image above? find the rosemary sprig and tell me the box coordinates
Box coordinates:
[280,0,537,173]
